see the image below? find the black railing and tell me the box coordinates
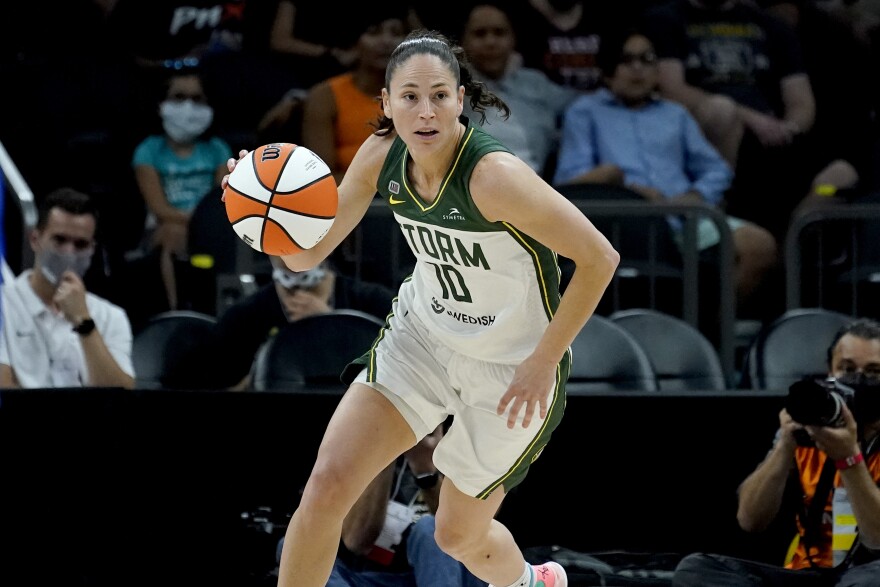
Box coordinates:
[785,202,880,316]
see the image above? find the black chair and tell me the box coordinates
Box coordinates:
[250,309,385,393]
[610,308,728,391]
[741,308,853,390]
[567,314,659,393]
[132,310,218,389]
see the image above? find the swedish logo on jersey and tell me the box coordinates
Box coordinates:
[431,297,495,325]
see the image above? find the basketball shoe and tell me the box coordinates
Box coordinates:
[531,562,567,587]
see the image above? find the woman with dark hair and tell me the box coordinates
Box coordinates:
[224,29,619,587]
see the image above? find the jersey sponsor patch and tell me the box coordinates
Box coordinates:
[442,208,465,221]
[430,297,496,326]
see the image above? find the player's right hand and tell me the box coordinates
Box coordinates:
[220,149,250,200]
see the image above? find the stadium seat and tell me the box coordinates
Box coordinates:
[567,314,658,393]
[250,309,384,393]
[741,308,853,390]
[132,310,218,389]
[610,308,728,391]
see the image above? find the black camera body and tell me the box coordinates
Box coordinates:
[785,377,854,446]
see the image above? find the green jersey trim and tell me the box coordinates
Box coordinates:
[399,126,476,214]
[502,221,559,323]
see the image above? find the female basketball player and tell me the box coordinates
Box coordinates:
[223,29,619,587]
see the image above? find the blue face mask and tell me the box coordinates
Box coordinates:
[37,248,92,286]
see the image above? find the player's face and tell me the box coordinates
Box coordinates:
[382,54,464,151]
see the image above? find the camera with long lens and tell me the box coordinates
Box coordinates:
[785,376,854,446]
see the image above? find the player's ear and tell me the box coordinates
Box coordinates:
[382,89,392,118]
[457,85,465,116]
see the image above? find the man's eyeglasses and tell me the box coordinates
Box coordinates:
[619,51,658,67]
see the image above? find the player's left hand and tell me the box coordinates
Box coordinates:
[497,354,557,429]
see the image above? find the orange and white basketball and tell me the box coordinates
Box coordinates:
[224,143,338,255]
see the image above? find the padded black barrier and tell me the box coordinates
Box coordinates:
[0,389,793,586]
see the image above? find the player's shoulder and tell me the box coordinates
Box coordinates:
[470,151,535,196]
[353,131,395,168]
[472,150,527,179]
[341,131,396,190]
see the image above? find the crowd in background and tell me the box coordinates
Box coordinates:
[1,0,879,372]
[2,4,880,585]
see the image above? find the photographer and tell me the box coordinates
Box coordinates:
[673,318,880,586]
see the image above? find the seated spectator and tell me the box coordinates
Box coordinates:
[0,188,135,389]
[131,68,231,312]
[460,2,578,179]
[513,0,631,93]
[553,27,778,315]
[179,257,394,390]
[672,317,880,586]
[759,0,875,213]
[299,6,409,183]
[641,0,825,239]
[259,8,409,273]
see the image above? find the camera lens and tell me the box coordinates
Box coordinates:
[785,378,845,427]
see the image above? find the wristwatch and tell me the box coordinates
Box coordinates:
[414,471,439,490]
[73,318,96,336]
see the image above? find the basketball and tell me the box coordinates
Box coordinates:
[224,143,338,255]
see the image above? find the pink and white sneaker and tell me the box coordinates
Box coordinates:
[531,562,568,587]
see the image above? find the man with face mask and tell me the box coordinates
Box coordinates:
[0,188,135,388]
[672,318,880,586]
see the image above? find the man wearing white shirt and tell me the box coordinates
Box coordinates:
[0,187,134,388]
